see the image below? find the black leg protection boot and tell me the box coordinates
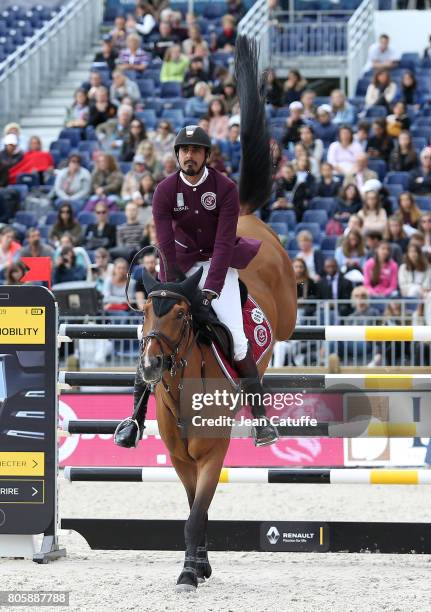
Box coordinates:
[234,344,279,447]
[114,379,150,448]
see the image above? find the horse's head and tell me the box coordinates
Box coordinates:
[139,267,203,384]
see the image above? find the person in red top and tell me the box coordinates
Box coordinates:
[0,226,21,275]
[114,125,278,448]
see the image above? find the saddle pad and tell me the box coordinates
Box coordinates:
[211,295,273,387]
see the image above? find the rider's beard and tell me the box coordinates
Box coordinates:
[181,159,206,177]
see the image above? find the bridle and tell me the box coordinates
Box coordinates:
[141,289,198,391]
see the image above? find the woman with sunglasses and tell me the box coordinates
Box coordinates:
[120,118,147,162]
[49,203,83,246]
[153,121,175,159]
[83,203,117,250]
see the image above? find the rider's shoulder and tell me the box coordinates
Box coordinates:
[207,167,237,192]
[154,170,180,195]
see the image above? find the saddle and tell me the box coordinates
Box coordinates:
[192,279,248,367]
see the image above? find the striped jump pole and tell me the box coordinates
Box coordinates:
[63,467,431,485]
[58,370,431,391]
[58,324,431,342]
[60,418,431,438]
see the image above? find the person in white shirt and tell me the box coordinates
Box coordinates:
[366,34,398,71]
[327,125,363,175]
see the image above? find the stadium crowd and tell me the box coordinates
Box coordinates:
[0,2,431,350]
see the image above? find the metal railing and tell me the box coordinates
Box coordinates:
[58,298,431,370]
[238,0,270,70]
[0,0,103,125]
[346,0,375,97]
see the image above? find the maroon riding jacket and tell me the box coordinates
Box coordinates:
[152,167,261,296]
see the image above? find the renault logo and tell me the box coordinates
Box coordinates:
[266,526,280,545]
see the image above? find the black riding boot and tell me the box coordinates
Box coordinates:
[114,378,150,448]
[234,344,279,447]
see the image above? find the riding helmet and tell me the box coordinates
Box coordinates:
[174,125,211,154]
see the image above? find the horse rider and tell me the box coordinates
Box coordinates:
[114,125,279,448]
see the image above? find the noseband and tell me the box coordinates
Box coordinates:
[141,289,195,385]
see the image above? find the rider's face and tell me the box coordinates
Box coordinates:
[178,145,207,176]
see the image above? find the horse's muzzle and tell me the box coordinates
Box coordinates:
[141,354,164,384]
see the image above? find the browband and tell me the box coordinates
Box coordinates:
[148,289,191,306]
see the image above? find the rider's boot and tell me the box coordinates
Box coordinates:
[114,379,150,448]
[234,343,279,447]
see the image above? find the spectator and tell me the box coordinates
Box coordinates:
[83,200,116,251]
[93,36,118,74]
[221,123,241,174]
[182,57,210,98]
[154,20,179,59]
[316,258,354,316]
[2,122,27,153]
[315,162,341,197]
[110,69,140,107]
[419,213,431,259]
[135,140,162,176]
[160,44,189,82]
[208,98,229,141]
[185,82,212,117]
[90,247,114,292]
[53,246,87,284]
[273,163,315,221]
[158,153,177,180]
[0,226,21,274]
[4,261,27,285]
[66,89,89,129]
[281,101,305,148]
[363,240,399,297]
[343,152,378,192]
[399,70,422,107]
[221,80,237,115]
[386,101,410,138]
[333,184,362,223]
[294,256,318,317]
[216,14,237,52]
[293,153,317,190]
[335,230,366,274]
[358,189,388,235]
[283,69,306,105]
[88,87,117,128]
[49,203,83,247]
[135,251,159,308]
[103,258,135,315]
[354,121,370,152]
[344,213,364,236]
[134,3,157,39]
[20,227,54,259]
[265,68,284,108]
[91,152,124,198]
[53,233,92,278]
[298,125,323,171]
[120,118,147,162]
[300,90,316,120]
[96,104,133,152]
[389,131,418,172]
[152,121,175,160]
[327,125,363,175]
[227,0,246,21]
[182,25,209,58]
[114,202,145,260]
[384,215,409,252]
[366,118,393,163]
[0,134,23,182]
[396,191,421,231]
[313,105,338,148]
[366,34,398,71]
[118,33,150,73]
[409,147,431,195]
[208,144,228,175]
[53,153,91,204]
[296,229,324,281]
[349,285,380,320]
[365,69,397,110]
[271,141,289,179]
[330,89,355,125]
[132,172,156,225]
[121,155,148,200]
[364,230,403,265]
[424,34,431,59]
[83,71,104,102]
[141,216,157,249]
[398,243,431,298]
[109,15,128,51]
[362,177,391,217]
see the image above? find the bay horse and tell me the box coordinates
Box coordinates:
[139,36,297,592]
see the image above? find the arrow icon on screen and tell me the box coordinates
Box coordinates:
[32,460,38,468]
[32,487,38,497]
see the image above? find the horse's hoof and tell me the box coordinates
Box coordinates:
[176,570,198,593]
[175,583,197,593]
[113,418,142,448]
[253,421,279,447]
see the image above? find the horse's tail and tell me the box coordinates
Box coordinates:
[234,35,272,215]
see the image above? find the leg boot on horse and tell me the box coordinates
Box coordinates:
[114,376,150,448]
[235,343,279,446]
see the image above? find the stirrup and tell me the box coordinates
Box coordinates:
[114,417,144,448]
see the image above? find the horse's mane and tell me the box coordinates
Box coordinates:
[235,35,273,215]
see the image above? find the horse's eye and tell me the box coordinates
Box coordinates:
[177,310,184,318]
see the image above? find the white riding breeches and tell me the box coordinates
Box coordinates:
[185,261,249,360]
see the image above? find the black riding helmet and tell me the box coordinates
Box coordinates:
[174,125,211,155]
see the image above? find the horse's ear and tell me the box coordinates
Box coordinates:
[180,267,203,298]
[140,268,159,295]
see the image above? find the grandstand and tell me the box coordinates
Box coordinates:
[1,0,431,368]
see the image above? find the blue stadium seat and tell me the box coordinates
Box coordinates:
[412,137,427,151]
[14,211,38,227]
[412,117,431,127]
[46,212,58,225]
[161,108,184,128]
[368,159,387,181]
[269,222,289,236]
[385,184,403,198]
[414,196,431,211]
[16,173,40,188]
[160,82,182,98]
[144,68,161,83]
[77,211,96,225]
[365,106,387,118]
[50,138,71,158]
[411,127,431,141]
[138,79,155,97]
[309,197,336,213]
[58,128,81,148]
[78,141,99,154]
[109,212,127,225]
[384,172,410,190]
[268,210,297,229]
[303,209,328,228]
[142,99,163,115]
[85,126,98,141]
[286,237,299,252]
[38,226,50,240]
[6,184,28,202]
[355,77,370,97]
[320,236,338,251]
[119,162,131,174]
[203,1,227,19]
[135,109,157,129]
[295,222,321,242]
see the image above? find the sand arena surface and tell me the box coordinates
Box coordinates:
[1,477,431,611]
